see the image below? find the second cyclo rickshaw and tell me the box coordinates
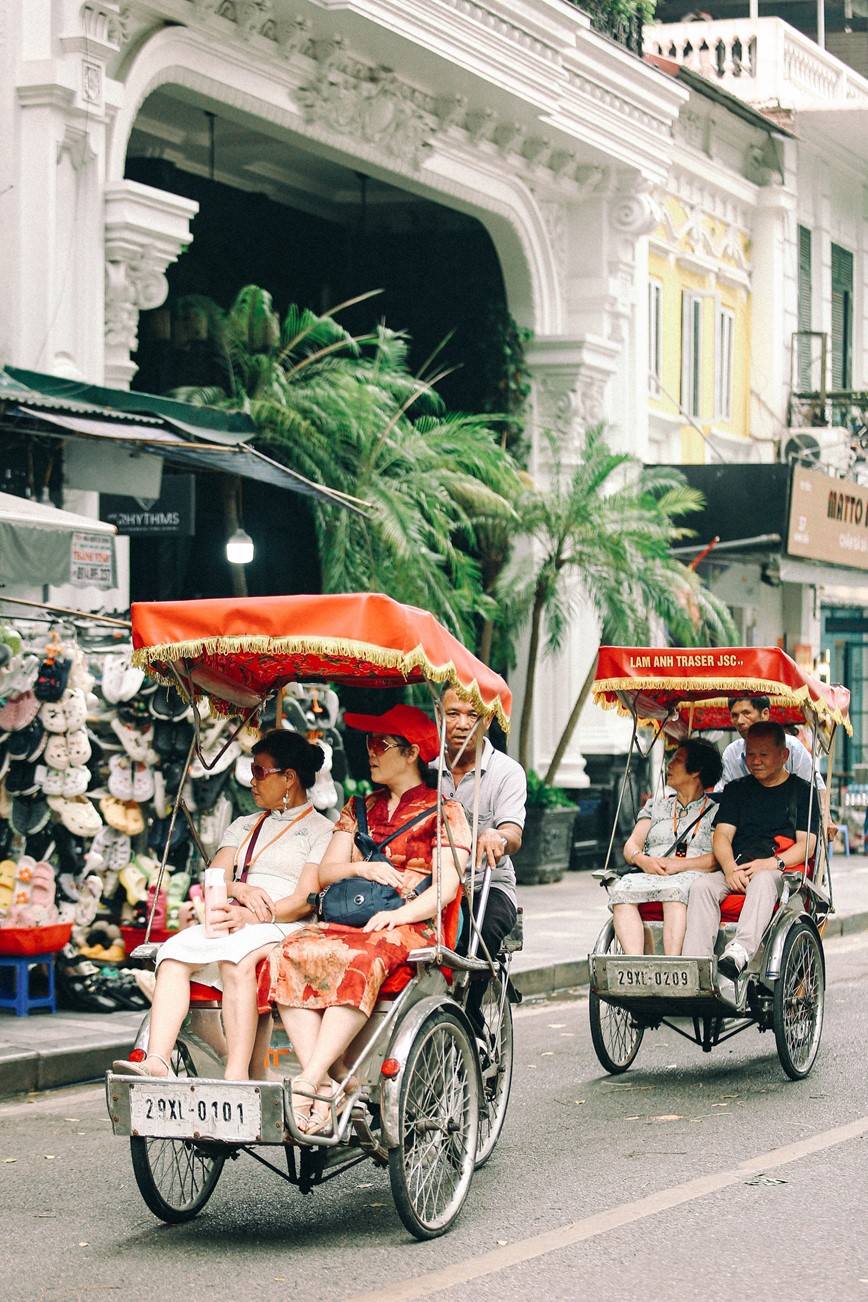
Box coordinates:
[105,592,520,1238]
[587,644,850,1081]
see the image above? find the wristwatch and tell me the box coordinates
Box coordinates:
[775,856,787,872]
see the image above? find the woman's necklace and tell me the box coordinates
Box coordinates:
[233,804,313,873]
[672,792,708,843]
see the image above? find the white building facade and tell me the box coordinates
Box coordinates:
[1,0,694,781]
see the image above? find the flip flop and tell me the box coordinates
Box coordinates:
[0,858,16,910]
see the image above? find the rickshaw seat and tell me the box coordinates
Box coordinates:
[637,861,811,926]
[190,981,223,1002]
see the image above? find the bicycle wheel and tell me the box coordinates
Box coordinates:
[474,977,514,1168]
[774,920,824,1080]
[128,1041,225,1224]
[388,1010,479,1239]
[589,922,644,1074]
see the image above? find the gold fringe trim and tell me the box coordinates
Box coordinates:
[593,677,852,735]
[133,635,511,733]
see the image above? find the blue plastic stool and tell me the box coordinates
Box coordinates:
[0,952,57,1016]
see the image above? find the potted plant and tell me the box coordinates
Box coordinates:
[514,771,578,885]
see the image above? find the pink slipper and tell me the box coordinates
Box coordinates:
[29,861,58,924]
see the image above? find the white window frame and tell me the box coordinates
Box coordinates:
[648,278,663,395]
[714,305,735,422]
[681,291,703,419]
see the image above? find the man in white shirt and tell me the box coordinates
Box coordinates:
[439,688,526,1036]
[716,696,823,790]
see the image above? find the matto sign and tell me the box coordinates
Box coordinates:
[787,466,868,572]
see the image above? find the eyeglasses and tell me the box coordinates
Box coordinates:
[366,736,401,758]
[250,764,285,781]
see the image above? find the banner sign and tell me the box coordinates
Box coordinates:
[70,532,115,588]
[787,466,868,572]
[101,474,195,536]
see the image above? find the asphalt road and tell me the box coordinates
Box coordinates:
[2,932,867,1302]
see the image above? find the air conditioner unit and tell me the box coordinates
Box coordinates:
[782,427,854,475]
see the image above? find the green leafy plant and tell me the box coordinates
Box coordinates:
[503,424,737,780]
[526,770,578,809]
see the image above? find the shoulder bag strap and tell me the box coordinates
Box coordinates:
[236,813,268,884]
[354,794,369,838]
[375,804,439,849]
[660,795,719,858]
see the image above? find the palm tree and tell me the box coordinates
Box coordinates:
[505,425,737,777]
[172,286,521,643]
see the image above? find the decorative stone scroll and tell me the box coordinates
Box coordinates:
[103,181,198,388]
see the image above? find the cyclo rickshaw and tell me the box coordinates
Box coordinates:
[105,592,519,1239]
[587,644,850,1082]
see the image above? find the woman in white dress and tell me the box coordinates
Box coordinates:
[611,738,723,956]
[114,729,334,1080]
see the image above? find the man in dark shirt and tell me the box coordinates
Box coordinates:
[683,721,819,979]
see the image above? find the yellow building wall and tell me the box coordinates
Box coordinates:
[649,195,752,464]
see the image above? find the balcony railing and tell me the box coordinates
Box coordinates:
[789,392,868,438]
[646,16,868,108]
[563,1,645,57]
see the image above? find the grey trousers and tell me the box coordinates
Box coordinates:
[682,870,783,958]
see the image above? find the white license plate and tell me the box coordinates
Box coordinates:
[128,1082,263,1143]
[611,964,700,996]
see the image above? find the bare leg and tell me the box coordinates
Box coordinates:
[219,944,280,1080]
[301,1005,369,1092]
[276,1006,326,1130]
[276,1006,324,1076]
[249,1013,274,1080]
[662,902,688,956]
[146,958,198,1074]
[613,903,645,955]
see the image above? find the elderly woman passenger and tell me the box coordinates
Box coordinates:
[610,737,722,956]
[257,705,470,1135]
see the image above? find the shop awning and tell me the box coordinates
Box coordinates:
[0,490,118,589]
[0,367,365,513]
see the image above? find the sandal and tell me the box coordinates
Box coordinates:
[289,1076,318,1133]
[111,1053,175,1078]
[307,1079,351,1137]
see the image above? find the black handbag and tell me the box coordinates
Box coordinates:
[312,797,435,926]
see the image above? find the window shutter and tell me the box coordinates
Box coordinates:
[831,243,853,390]
[797,226,812,390]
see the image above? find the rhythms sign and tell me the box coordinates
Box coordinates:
[101,475,195,536]
[787,466,868,572]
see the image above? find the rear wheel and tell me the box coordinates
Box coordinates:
[774,920,824,1080]
[474,976,514,1168]
[388,1010,479,1239]
[129,1041,225,1223]
[589,922,644,1074]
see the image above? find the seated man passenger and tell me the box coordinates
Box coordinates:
[683,721,819,980]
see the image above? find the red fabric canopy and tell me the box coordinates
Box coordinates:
[131,592,511,729]
[593,645,851,736]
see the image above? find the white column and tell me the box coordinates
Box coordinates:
[750,181,798,446]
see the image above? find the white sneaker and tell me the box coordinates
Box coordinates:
[718,941,750,981]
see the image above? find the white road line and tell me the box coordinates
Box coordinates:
[346,1114,868,1302]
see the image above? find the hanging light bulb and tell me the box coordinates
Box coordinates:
[226,527,254,565]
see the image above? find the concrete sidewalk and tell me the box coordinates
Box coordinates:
[1,856,866,1099]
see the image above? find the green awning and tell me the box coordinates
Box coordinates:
[0,366,365,512]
